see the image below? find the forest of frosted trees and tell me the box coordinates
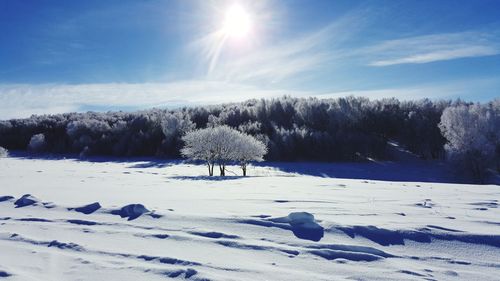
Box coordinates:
[0,96,498,181]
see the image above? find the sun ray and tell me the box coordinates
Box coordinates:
[208,32,229,75]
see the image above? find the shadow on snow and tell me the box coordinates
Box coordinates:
[256,161,466,184]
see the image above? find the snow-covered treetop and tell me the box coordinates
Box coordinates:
[181,125,267,164]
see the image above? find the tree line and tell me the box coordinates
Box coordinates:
[0,96,498,181]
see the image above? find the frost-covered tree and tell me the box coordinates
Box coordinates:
[439,103,499,182]
[66,118,111,155]
[161,111,195,156]
[181,128,217,176]
[181,126,238,176]
[0,146,8,157]
[204,126,242,176]
[28,133,46,152]
[1,96,495,168]
[161,112,195,142]
[181,126,267,176]
[231,133,267,176]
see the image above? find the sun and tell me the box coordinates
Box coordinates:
[222,4,251,38]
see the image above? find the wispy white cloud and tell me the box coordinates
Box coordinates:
[194,10,367,84]
[0,81,308,119]
[319,78,500,101]
[1,77,497,120]
[370,46,498,66]
[364,31,500,66]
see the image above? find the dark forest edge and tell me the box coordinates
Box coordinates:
[0,96,499,182]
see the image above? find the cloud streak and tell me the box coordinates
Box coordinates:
[196,10,367,84]
[365,31,500,66]
[2,77,497,120]
[320,78,500,101]
[0,81,309,119]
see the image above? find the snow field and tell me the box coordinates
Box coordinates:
[0,157,499,280]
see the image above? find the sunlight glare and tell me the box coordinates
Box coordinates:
[223,4,251,38]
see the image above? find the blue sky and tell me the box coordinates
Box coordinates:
[1,0,499,118]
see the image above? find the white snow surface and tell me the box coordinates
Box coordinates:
[0,157,499,280]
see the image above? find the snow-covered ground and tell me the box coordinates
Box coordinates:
[0,157,499,280]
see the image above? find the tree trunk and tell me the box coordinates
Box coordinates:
[207,162,213,176]
[242,163,247,176]
[219,163,225,176]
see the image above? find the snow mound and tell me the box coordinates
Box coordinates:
[271,212,324,242]
[73,202,101,214]
[287,212,324,242]
[239,212,324,241]
[0,196,14,202]
[111,204,150,220]
[14,194,38,208]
